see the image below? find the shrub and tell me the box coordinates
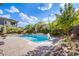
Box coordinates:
[51,29,64,36]
[6,27,23,34]
[0,25,3,34]
[26,29,33,33]
[40,29,49,34]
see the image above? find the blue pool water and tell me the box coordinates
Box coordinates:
[20,34,49,42]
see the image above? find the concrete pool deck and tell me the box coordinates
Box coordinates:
[0,35,53,56]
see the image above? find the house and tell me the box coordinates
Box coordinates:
[0,17,17,27]
[0,17,18,33]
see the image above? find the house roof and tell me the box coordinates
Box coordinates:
[0,17,18,23]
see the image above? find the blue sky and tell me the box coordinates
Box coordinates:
[0,3,79,27]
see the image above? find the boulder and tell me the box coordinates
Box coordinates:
[69,25,79,40]
[0,41,4,45]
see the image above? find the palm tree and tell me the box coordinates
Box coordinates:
[47,11,53,36]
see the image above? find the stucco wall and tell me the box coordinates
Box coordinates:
[0,20,17,27]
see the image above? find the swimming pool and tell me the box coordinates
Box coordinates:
[20,34,49,42]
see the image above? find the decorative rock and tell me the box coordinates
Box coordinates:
[0,41,4,45]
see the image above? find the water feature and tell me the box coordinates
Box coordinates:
[20,34,49,43]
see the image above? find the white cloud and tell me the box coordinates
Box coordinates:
[0,9,3,14]
[75,8,79,12]
[30,16,39,24]
[19,12,30,23]
[5,6,19,13]
[60,3,70,8]
[42,14,56,24]
[60,3,65,8]
[18,12,56,27]
[0,14,11,18]
[17,21,28,27]
[18,12,39,27]
[38,3,52,11]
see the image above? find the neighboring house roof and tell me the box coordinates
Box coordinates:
[0,17,18,23]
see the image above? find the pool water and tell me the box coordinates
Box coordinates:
[20,34,49,42]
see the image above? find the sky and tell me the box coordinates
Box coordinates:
[0,3,79,27]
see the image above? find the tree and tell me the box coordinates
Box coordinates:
[25,24,34,33]
[34,20,45,33]
[25,24,33,30]
[72,9,79,25]
[55,3,76,35]
[55,4,78,55]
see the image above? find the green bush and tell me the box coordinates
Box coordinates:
[6,27,23,34]
[0,25,3,33]
[40,29,49,34]
[51,29,64,36]
[26,29,33,33]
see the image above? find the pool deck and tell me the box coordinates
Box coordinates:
[0,35,53,56]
